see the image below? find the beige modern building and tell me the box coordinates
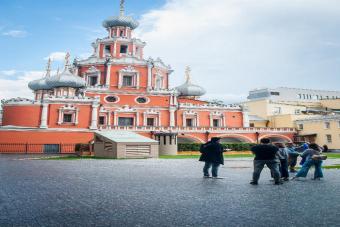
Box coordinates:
[295,115,340,151]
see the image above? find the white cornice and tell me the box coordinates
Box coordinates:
[294,115,340,124]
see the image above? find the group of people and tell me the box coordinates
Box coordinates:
[199,137,325,184]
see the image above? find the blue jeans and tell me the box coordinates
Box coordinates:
[296,160,323,178]
[203,162,220,177]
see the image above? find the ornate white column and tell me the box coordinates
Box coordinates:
[89,104,100,130]
[40,102,49,129]
[97,72,101,85]
[222,115,226,127]
[209,115,213,127]
[106,63,112,86]
[183,113,186,126]
[118,72,122,88]
[147,64,152,88]
[136,112,139,126]
[136,73,140,89]
[196,114,200,126]
[242,105,250,127]
[75,109,79,125]
[169,107,175,126]
[113,41,117,56]
[143,113,146,126]
[158,113,161,126]
[114,112,117,125]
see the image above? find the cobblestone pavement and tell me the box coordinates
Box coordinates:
[0,154,340,227]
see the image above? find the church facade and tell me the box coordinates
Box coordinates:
[0,4,295,149]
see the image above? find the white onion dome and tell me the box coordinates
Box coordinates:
[28,70,53,91]
[175,80,206,96]
[102,11,139,30]
[46,66,85,88]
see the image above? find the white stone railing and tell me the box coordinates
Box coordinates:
[97,125,296,133]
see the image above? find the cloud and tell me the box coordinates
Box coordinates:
[203,93,248,104]
[55,18,61,21]
[44,52,66,61]
[0,70,19,76]
[134,0,340,99]
[79,52,92,60]
[2,30,28,37]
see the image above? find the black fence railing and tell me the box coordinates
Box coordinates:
[0,143,76,154]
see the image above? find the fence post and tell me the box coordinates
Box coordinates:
[26,143,28,153]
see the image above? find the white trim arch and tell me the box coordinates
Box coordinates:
[216,134,254,143]
[258,134,293,143]
[118,66,140,89]
[178,134,205,143]
[154,70,165,89]
[114,105,139,126]
[83,66,102,87]
[183,110,199,126]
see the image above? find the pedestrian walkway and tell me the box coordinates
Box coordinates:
[0,154,339,226]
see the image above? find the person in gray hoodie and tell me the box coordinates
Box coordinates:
[273,142,290,181]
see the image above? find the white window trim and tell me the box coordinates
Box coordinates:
[113,105,139,126]
[209,111,226,127]
[99,107,111,125]
[143,109,161,126]
[103,44,111,56]
[326,134,332,143]
[104,95,120,104]
[297,124,303,130]
[324,122,331,129]
[135,96,150,104]
[118,66,140,89]
[57,104,79,125]
[153,71,165,89]
[183,110,199,126]
[83,66,102,87]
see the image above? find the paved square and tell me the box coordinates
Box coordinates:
[0,154,339,227]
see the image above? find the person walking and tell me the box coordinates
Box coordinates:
[199,137,226,179]
[299,142,309,165]
[286,142,303,173]
[250,138,282,185]
[291,143,324,180]
[274,142,290,181]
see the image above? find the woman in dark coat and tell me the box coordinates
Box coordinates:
[199,137,226,179]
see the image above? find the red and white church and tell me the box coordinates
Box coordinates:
[0,3,295,151]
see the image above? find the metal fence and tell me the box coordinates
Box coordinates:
[0,143,76,154]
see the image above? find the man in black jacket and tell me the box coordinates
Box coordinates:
[199,137,226,179]
[250,138,282,185]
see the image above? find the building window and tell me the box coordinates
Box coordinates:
[89,76,97,86]
[297,94,301,99]
[104,45,111,55]
[249,123,255,127]
[118,117,133,126]
[270,92,280,96]
[324,122,331,129]
[106,96,117,102]
[186,119,193,127]
[147,118,154,126]
[137,97,147,103]
[274,107,281,115]
[326,134,332,143]
[295,109,301,114]
[155,79,161,89]
[99,116,105,125]
[120,44,128,54]
[63,114,72,123]
[298,124,303,130]
[213,119,219,127]
[120,30,124,37]
[123,76,132,86]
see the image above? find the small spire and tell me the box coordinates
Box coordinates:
[57,67,59,75]
[46,58,51,72]
[120,0,125,12]
[185,67,191,81]
[65,52,70,67]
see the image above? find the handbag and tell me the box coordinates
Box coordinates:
[311,152,327,161]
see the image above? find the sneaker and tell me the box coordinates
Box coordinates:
[274,181,283,185]
[311,177,322,180]
[212,176,226,179]
[283,178,290,181]
[269,179,275,181]
[290,177,299,180]
[250,181,258,185]
[203,176,212,178]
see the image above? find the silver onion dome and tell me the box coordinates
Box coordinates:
[28,76,54,91]
[175,80,206,96]
[102,11,139,30]
[46,66,85,88]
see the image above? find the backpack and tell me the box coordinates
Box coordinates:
[200,142,211,153]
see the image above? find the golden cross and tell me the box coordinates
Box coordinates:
[185,67,191,81]
[46,58,51,71]
[120,0,125,11]
[65,52,70,67]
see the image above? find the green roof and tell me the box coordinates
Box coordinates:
[95,131,159,143]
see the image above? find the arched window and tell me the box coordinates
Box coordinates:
[120,44,128,54]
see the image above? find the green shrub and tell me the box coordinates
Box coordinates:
[177,142,259,151]
[75,143,90,151]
